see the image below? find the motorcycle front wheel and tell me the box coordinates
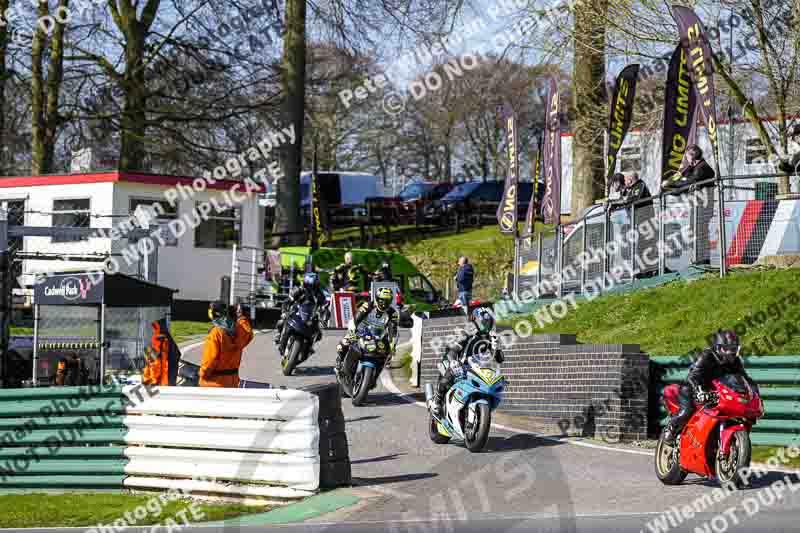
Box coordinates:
[655,431,688,485]
[281,336,303,376]
[715,431,752,489]
[428,413,450,444]
[352,366,375,407]
[464,403,491,452]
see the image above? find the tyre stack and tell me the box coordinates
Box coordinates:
[301,383,351,487]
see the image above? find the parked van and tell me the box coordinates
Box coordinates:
[299,171,387,224]
[425,180,540,223]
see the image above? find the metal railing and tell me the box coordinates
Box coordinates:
[516,173,799,300]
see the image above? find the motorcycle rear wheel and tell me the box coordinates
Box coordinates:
[428,413,450,444]
[655,431,688,485]
[464,403,491,452]
[715,431,751,489]
[281,337,303,376]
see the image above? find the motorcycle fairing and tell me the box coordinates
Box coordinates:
[679,409,719,476]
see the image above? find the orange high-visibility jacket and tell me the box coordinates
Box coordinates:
[142,321,170,386]
[199,317,254,388]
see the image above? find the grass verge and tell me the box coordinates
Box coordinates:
[752,445,800,468]
[170,320,211,345]
[509,268,800,356]
[0,492,268,529]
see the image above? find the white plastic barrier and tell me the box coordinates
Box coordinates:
[120,386,321,503]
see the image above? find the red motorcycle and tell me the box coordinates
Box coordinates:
[656,373,764,488]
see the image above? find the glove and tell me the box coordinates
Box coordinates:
[450,359,464,378]
[490,332,499,352]
[695,389,709,403]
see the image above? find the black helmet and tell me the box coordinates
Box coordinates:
[471,307,495,335]
[712,329,740,364]
[303,272,320,289]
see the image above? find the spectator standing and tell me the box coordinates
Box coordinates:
[455,256,474,307]
[661,145,715,192]
[662,145,716,265]
[607,173,626,202]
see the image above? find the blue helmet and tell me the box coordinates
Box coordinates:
[471,307,494,334]
[303,272,320,289]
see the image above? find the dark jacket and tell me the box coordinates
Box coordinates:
[609,179,651,210]
[287,286,327,309]
[686,349,755,391]
[664,159,716,192]
[443,329,504,364]
[456,264,474,292]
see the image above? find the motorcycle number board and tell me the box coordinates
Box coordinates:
[334,292,357,328]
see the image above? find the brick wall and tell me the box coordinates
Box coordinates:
[418,315,649,441]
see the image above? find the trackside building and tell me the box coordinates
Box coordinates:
[0,171,265,315]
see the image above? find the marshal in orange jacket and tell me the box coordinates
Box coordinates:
[199,317,254,388]
[142,321,171,386]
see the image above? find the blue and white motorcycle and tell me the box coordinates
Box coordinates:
[424,354,506,452]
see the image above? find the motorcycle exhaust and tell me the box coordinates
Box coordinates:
[424,383,434,402]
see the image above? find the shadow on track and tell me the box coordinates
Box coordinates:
[346,415,382,423]
[351,472,438,486]
[351,453,408,465]
[483,433,567,452]
[292,365,335,377]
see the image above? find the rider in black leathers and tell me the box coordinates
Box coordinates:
[431,307,504,417]
[274,272,327,351]
[662,330,759,444]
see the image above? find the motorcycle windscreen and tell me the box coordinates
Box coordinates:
[717,373,749,395]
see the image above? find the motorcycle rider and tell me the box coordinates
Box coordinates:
[662,329,758,445]
[431,307,504,417]
[335,287,398,373]
[274,272,326,352]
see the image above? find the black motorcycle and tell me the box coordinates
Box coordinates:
[336,323,392,406]
[278,298,322,376]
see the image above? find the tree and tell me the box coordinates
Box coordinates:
[0,0,8,174]
[571,0,609,216]
[271,0,306,246]
[30,0,70,174]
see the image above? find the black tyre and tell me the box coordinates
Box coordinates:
[655,431,688,485]
[281,337,303,376]
[716,431,752,489]
[464,403,491,452]
[428,413,450,444]
[352,366,375,407]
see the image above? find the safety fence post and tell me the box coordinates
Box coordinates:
[230,243,237,306]
[658,194,665,277]
[536,232,543,298]
[717,179,727,278]
[580,222,587,294]
[630,203,638,280]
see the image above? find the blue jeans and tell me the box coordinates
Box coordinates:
[458,291,472,306]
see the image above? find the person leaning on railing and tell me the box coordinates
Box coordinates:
[606,172,651,211]
[661,145,716,193]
